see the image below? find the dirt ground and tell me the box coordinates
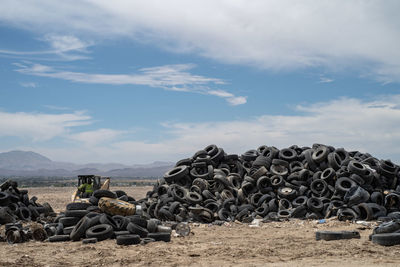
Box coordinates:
[1,186,400,267]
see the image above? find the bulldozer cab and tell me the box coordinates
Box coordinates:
[77,175,102,191]
[72,175,111,202]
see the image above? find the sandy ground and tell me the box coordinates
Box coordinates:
[1,186,400,267]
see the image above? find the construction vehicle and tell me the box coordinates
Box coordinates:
[71,175,111,202]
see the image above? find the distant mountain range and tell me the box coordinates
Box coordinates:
[0,150,174,178]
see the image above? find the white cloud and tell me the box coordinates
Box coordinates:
[0,34,91,60]
[19,82,36,88]
[1,1,400,82]
[69,128,124,146]
[15,62,247,105]
[318,77,334,83]
[0,110,91,141]
[9,95,400,164]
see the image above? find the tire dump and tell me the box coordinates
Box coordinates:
[1,143,400,246]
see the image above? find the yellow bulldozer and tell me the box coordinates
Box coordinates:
[71,175,110,202]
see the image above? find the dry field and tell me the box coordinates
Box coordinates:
[1,186,400,267]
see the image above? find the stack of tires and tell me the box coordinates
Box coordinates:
[0,180,55,225]
[49,189,172,245]
[137,144,400,223]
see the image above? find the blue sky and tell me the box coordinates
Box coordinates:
[0,1,400,164]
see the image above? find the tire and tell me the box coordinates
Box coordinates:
[373,221,400,235]
[127,215,148,228]
[312,146,329,163]
[18,207,31,220]
[348,161,367,176]
[0,192,10,206]
[112,215,129,231]
[48,235,70,242]
[70,216,91,241]
[335,177,356,195]
[372,233,400,246]
[82,237,97,244]
[65,209,89,218]
[98,197,136,216]
[86,224,114,241]
[116,234,141,245]
[147,232,171,242]
[99,214,119,230]
[93,190,117,199]
[114,190,127,198]
[316,231,360,241]
[147,219,160,233]
[141,237,156,244]
[114,231,130,236]
[59,216,81,227]
[164,166,189,183]
[307,197,323,213]
[277,187,297,200]
[127,222,148,238]
[63,226,75,235]
[89,196,99,206]
[185,192,203,205]
[66,202,92,211]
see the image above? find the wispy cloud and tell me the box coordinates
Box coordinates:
[15,62,247,105]
[318,76,334,83]
[19,82,37,88]
[0,34,91,61]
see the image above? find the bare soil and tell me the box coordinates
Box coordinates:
[1,186,399,267]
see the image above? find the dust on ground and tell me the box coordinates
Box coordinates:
[0,186,399,267]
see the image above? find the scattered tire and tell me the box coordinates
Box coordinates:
[116,234,141,245]
[86,224,114,241]
[316,231,360,241]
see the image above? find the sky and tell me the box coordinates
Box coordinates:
[0,0,400,164]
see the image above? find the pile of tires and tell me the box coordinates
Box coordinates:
[0,180,55,225]
[48,189,172,245]
[137,144,400,223]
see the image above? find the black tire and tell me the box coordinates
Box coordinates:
[59,216,81,227]
[348,161,367,176]
[372,233,400,246]
[99,214,119,230]
[127,222,148,238]
[48,235,70,242]
[89,196,99,206]
[65,209,89,218]
[113,215,129,231]
[316,231,360,241]
[66,202,92,210]
[70,216,91,241]
[277,187,297,200]
[18,207,31,220]
[335,177,356,195]
[164,166,189,183]
[147,232,171,242]
[86,224,114,241]
[307,197,323,213]
[114,231,130,236]
[0,192,10,206]
[82,237,97,244]
[312,146,329,163]
[114,190,127,198]
[147,219,160,233]
[93,190,117,199]
[185,191,203,205]
[116,234,141,245]
[63,226,75,235]
[127,215,147,228]
[373,221,400,235]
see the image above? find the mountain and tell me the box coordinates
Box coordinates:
[0,150,174,178]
